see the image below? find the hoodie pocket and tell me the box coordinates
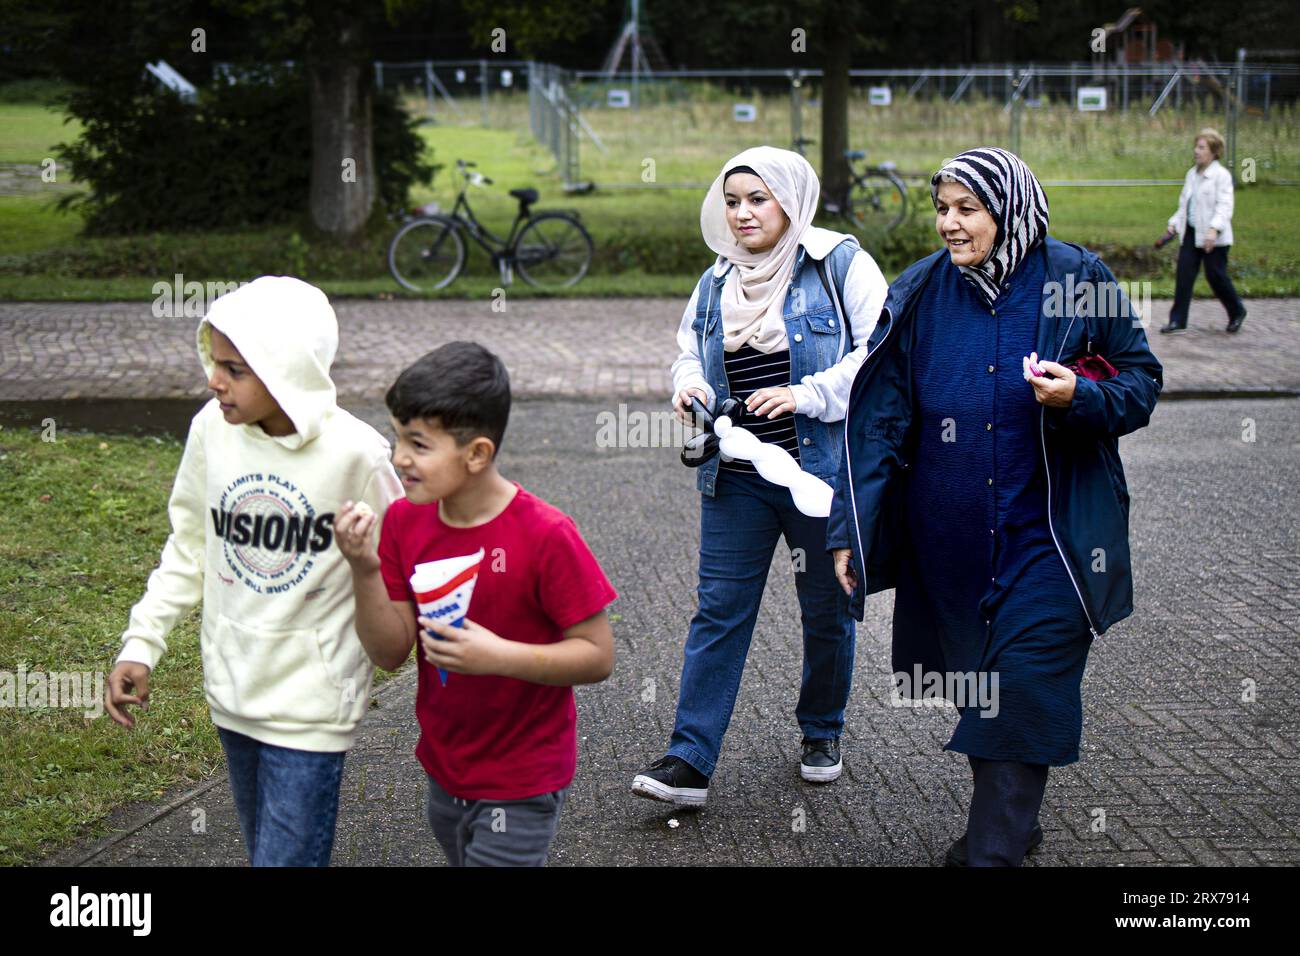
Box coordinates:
[207,614,343,725]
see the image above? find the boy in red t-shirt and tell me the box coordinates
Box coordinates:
[336,341,617,866]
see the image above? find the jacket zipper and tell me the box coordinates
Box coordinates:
[843,307,896,586]
[1040,312,1100,637]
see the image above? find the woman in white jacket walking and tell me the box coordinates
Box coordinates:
[1160,127,1247,334]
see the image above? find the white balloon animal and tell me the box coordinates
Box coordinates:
[713,415,834,517]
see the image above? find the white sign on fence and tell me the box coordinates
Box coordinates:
[1077,86,1108,111]
[608,89,631,108]
[500,69,513,87]
[868,85,892,106]
[455,69,466,83]
[733,103,757,122]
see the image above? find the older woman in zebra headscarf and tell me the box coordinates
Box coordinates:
[827,148,1162,866]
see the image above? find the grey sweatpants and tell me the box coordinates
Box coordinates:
[424,773,569,867]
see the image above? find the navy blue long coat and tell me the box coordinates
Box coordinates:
[827,237,1163,680]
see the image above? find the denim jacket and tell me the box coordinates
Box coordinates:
[688,236,863,498]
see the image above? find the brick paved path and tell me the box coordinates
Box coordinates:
[2,297,1297,402]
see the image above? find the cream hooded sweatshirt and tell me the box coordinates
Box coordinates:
[116,276,403,751]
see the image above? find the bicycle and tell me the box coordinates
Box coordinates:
[388,159,594,292]
[792,137,910,234]
[842,149,909,233]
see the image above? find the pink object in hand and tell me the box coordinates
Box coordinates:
[1027,357,1046,377]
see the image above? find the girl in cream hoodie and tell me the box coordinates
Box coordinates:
[104,276,402,866]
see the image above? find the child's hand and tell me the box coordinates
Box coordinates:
[336,500,379,572]
[419,616,511,676]
[105,662,151,728]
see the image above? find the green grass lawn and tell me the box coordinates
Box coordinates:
[0,102,81,164]
[0,425,217,865]
[1,94,1296,299]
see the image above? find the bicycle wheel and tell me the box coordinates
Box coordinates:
[513,213,593,289]
[847,172,909,233]
[388,216,466,292]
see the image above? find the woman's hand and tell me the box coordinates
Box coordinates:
[833,548,858,596]
[672,387,710,426]
[1202,228,1218,253]
[746,386,796,419]
[1023,352,1077,408]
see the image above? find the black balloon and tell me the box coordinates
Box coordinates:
[680,394,749,468]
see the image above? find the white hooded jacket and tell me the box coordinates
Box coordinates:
[116,276,403,751]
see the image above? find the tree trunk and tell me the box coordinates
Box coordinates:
[307,19,374,241]
[819,5,851,209]
[974,0,999,62]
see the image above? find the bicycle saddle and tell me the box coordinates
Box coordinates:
[843,149,866,160]
[510,188,539,205]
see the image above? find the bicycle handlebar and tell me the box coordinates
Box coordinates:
[457,159,490,183]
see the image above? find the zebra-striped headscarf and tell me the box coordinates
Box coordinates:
[930,147,1049,307]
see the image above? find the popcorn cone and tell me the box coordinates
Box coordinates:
[410,548,484,686]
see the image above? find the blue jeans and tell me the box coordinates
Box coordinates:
[218,727,347,867]
[668,468,856,777]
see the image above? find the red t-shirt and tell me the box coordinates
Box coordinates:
[378,482,617,800]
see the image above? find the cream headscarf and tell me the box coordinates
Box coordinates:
[700,146,821,353]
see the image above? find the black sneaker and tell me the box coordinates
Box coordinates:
[631,756,709,806]
[800,736,843,783]
[1226,309,1247,334]
[1159,321,1187,334]
[943,824,1044,867]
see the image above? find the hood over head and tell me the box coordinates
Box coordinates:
[197,275,338,449]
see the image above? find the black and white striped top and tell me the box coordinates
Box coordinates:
[720,345,800,474]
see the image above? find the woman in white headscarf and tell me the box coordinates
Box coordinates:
[631,146,889,807]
